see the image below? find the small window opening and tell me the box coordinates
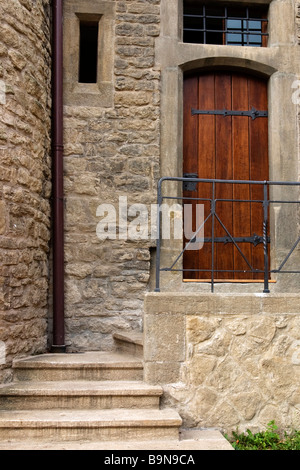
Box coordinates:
[183,2,268,47]
[79,21,99,83]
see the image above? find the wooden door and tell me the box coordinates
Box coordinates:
[183,71,269,280]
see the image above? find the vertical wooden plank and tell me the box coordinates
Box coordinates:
[215,73,233,279]
[232,74,252,279]
[183,75,199,279]
[183,76,199,176]
[197,73,216,279]
[249,76,269,279]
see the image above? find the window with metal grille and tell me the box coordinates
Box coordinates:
[183,2,269,47]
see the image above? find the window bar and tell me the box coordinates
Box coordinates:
[184,28,266,37]
[203,5,206,44]
[224,6,228,45]
[246,7,250,46]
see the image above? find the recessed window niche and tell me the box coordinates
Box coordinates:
[64,0,115,107]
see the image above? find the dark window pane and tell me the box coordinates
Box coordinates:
[79,21,99,83]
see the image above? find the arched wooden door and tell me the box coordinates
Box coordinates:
[183,71,269,280]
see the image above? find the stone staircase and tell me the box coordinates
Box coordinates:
[0,332,233,450]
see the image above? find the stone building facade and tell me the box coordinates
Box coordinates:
[0,0,300,433]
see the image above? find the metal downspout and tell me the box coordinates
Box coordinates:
[51,0,65,352]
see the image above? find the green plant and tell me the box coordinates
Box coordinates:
[225,421,300,450]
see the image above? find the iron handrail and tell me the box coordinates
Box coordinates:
[155,177,300,293]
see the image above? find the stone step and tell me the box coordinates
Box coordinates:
[0,408,182,442]
[0,380,162,410]
[13,352,143,382]
[0,429,234,450]
[0,349,234,450]
[113,330,143,358]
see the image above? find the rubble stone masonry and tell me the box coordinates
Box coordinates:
[0,0,52,381]
[144,293,300,434]
[62,0,161,350]
[298,2,300,44]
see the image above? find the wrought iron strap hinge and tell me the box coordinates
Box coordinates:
[191,106,268,120]
[191,234,270,247]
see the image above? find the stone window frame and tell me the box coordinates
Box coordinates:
[64,0,115,107]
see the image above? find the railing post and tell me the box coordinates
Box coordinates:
[155,179,162,292]
[263,182,270,293]
[211,181,215,293]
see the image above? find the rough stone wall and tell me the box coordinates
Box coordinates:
[0,0,52,382]
[297,2,300,258]
[297,2,300,43]
[144,293,300,434]
[181,311,300,433]
[63,0,161,350]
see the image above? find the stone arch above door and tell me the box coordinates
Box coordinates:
[181,56,277,78]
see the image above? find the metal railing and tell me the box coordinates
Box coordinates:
[155,177,300,293]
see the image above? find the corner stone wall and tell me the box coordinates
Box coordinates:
[62,0,161,350]
[144,293,300,435]
[297,2,300,43]
[0,0,52,382]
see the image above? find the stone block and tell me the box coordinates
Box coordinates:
[144,361,182,385]
[0,201,7,235]
[143,313,185,362]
